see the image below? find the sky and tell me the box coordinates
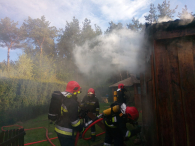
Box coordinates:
[0,0,194,62]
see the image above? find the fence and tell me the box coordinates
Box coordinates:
[0,128,25,146]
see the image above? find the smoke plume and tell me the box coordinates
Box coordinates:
[158,16,172,23]
[179,13,194,25]
[73,29,145,78]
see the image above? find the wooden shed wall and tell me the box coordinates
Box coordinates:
[141,36,195,146]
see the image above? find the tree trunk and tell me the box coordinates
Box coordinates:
[40,47,42,56]
[7,47,10,70]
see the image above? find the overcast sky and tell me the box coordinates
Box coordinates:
[0,0,194,62]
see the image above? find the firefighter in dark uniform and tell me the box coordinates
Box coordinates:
[117,83,127,104]
[55,81,84,146]
[80,88,99,141]
[103,103,141,146]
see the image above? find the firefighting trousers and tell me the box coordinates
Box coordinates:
[85,116,96,135]
[104,127,124,146]
[57,133,75,146]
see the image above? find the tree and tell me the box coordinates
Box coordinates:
[145,4,158,23]
[178,5,194,19]
[0,17,24,69]
[57,17,80,60]
[105,21,123,34]
[80,18,102,45]
[15,54,34,79]
[22,16,58,56]
[56,17,81,81]
[157,0,178,19]
[127,17,144,32]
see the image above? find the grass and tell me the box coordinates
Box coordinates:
[1,102,142,146]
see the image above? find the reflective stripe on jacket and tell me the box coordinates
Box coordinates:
[55,95,83,136]
[55,125,76,136]
[104,114,131,138]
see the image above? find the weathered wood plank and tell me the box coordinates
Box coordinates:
[4,130,9,142]
[15,129,19,146]
[12,129,16,146]
[167,41,187,146]
[0,131,4,144]
[8,129,13,146]
[178,40,195,146]
[154,40,173,146]
[154,28,195,40]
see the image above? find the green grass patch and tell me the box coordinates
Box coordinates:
[1,103,142,146]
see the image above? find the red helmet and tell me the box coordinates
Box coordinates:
[125,106,139,121]
[65,81,81,94]
[117,83,124,91]
[88,88,95,95]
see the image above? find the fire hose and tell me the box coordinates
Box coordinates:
[1,117,105,146]
[82,117,105,140]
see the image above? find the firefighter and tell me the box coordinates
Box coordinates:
[80,88,99,141]
[103,103,141,146]
[55,81,84,146]
[117,83,127,104]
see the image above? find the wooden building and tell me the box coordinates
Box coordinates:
[141,19,195,146]
[109,75,141,108]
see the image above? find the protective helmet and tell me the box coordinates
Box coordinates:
[65,81,81,94]
[88,88,95,95]
[125,106,139,121]
[117,83,124,91]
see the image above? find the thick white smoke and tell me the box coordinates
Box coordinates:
[158,16,172,23]
[73,29,145,77]
[179,13,194,25]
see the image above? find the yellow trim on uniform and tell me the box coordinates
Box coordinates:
[71,120,81,127]
[128,131,131,137]
[125,130,131,137]
[61,106,68,115]
[112,117,117,122]
[105,121,116,128]
[67,94,72,98]
[55,127,76,136]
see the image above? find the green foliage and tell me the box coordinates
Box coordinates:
[0,78,66,126]
[15,54,34,79]
[0,17,24,68]
[22,16,58,55]
[127,17,144,32]
[31,54,56,81]
[144,4,158,23]
[80,18,102,44]
[157,0,178,19]
[57,17,80,60]
[105,21,123,34]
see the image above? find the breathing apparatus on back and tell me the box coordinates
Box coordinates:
[85,103,139,127]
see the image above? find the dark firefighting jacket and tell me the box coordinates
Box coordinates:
[55,92,84,136]
[104,113,131,138]
[117,89,126,104]
[80,95,99,116]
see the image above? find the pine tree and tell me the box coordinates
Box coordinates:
[144,4,158,23]
[0,17,24,69]
[178,5,194,19]
[157,0,178,19]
